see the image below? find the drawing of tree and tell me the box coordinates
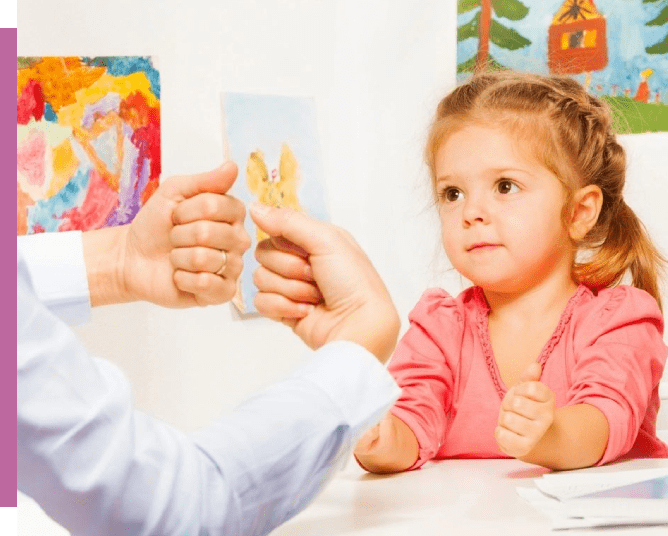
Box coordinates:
[644,0,668,54]
[457,0,532,73]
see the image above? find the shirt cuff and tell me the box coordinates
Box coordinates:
[17,231,91,325]
[293,340,401,436]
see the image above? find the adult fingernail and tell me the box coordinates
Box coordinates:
[250,202,271,216]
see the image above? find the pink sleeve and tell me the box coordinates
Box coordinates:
[387,289,462,469]
[567,286,667,465]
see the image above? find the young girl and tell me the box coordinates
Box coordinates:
[352,71,668,473]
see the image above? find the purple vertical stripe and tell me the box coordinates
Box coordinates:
[3,28,18,507]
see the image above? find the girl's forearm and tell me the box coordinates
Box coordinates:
[520,403,609,470]
[354,414,420,474]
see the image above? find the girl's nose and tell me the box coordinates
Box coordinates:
[462,194,489,227]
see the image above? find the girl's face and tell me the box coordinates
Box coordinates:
[434,124,575,294]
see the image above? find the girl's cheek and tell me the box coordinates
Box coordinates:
[441,235,459,259]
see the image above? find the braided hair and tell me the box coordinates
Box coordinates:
[425,71,665,310]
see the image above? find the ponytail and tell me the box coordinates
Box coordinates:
[574,200,666,312]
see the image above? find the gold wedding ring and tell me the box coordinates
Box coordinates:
[215,250,228,276]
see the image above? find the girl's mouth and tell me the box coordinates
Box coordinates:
[467,243,501,252]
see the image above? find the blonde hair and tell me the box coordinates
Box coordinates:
[426,71,665,310]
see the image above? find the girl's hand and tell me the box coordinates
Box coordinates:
[495,363,556,459]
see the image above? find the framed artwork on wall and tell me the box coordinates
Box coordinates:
[457,0,668,133]
[17,56,161,235]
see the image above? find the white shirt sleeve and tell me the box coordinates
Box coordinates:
[17,250,400,536]
[17,231,91,325]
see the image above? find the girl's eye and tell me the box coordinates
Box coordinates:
[440,187,463,203]
[497,180,519,194]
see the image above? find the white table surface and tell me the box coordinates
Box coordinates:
[18,433,668,535]
[272,456,668,536]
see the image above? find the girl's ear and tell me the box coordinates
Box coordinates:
[569,185,603,242]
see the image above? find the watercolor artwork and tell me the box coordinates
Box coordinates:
[17,56,161,235]
[222,93,328,315]
[457,0,668,133]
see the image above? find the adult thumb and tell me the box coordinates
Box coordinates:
[520,362,542,383]
[173,161,238,199]
[249,203,330,255]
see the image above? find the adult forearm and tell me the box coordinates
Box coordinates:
[19,261,399,535]
[520,403,609,470]
[194,341,401,534]
[81,225,132,306]
[333,304,401,363]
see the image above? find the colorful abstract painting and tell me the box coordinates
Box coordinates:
[457,0,668,133]
[17,56,161,235]
[222,93,329,315]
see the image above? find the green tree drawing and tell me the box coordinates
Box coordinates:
[457,0,531,73]
[644,0,668,54]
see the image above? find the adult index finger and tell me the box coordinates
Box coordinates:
[249,203,336,256]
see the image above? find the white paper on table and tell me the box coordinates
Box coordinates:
[535,468,668,500]
[516,487,668,530]
[552,515,668,531]
[560,498,668,520]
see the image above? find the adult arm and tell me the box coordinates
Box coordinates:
[17,162,250,318]
[18,251,399,536]
[17,229,91,324]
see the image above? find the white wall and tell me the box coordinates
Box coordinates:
[17,1,668,530]
[18,0,461,432]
